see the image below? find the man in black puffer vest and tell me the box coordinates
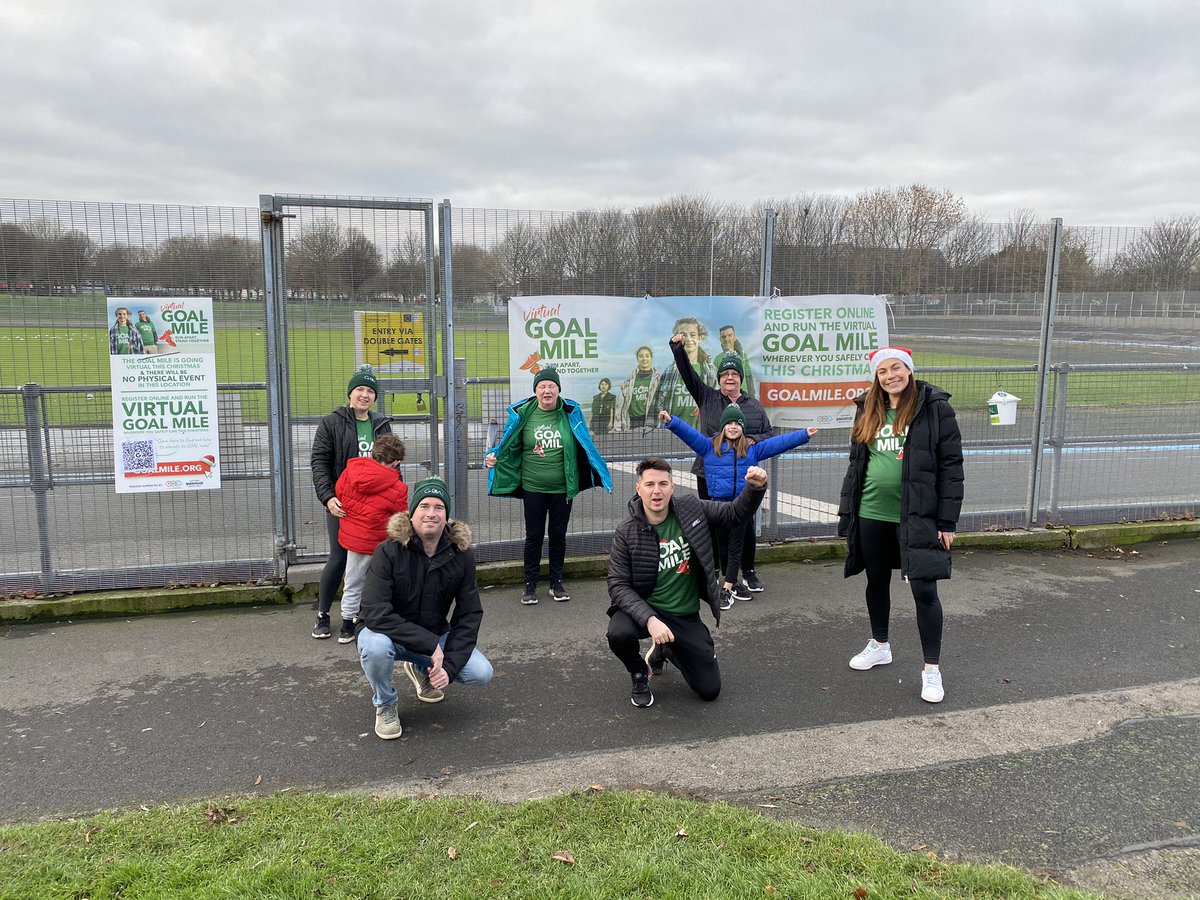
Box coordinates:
[606,457,767,709]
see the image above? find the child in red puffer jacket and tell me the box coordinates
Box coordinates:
[333,434,409,643]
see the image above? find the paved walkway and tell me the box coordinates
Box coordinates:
[3,539,1199,898]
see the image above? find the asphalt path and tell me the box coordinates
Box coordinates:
[3,539,1199,896]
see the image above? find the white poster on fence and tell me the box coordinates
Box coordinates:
[107,297,221,493]
[506,295,888,430]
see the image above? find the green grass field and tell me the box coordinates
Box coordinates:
[1,295,1194,427]
[0,790,1098,899]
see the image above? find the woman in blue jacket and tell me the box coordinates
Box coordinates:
[659,404,817,610]
[485,367,612,606]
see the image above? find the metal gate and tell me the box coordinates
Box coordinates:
[258,195,444,577]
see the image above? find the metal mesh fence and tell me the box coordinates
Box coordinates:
[0,199,272,593]
[2,195,1198,594]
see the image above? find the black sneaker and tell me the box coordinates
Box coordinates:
[521,585,539,606]
[549,582,570,602]
[731,582,752,602]
[745,570,765,592]
[630,672,654,707]
[644,642,666,677]
[337,618,356,643]
[311,614,332,639]
[717,587,735,611]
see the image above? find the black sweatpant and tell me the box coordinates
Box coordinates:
[607,609,721,701]
[318,511,347,615]
[858,516,943,664]
[521,491,572,588]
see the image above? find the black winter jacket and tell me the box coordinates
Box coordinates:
[669,340,774,477]
[607,484,765,627]
[311,406,393,506]
[837,381,964,581]
[358,513,482,682]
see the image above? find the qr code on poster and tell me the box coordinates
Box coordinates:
[121,439,157,473]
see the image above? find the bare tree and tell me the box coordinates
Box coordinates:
[1113,216,1200,291]
[495,220,542,297]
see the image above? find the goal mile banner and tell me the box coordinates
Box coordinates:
[506,295,888,430]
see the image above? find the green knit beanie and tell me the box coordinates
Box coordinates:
[533,366,561,391]
[410,477,451,515]
[716,352,744,380]
[718,403,746,430]
[347,364,379,397]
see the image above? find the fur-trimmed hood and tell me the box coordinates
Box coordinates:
[385,512,472,550]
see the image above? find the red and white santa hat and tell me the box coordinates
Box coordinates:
[868,346,914,377]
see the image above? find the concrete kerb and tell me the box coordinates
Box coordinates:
[2,523,1196,624]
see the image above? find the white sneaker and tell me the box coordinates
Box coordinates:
[849,639,892,670]
[374,704,403,740]
[921,667,944,703]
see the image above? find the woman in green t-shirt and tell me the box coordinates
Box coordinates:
[836,347,964,705]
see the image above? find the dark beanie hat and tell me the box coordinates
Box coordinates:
[533,366,561,391]
[718,403,746,430]
[347,365,379,397]
[716,352,744,379]
[410,477,450,515]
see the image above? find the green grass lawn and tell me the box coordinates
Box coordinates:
[1,309,1193,428]
[0,790,1098,899]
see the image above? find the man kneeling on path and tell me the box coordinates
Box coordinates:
[357,478,493,739]
[606,458,768,708]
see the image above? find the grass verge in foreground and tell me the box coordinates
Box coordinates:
[0,790,1099,899]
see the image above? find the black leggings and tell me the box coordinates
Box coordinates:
[858,517,943,664]
[318,511,347,615]
[697,475,758,583]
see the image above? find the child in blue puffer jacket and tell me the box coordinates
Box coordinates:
[659,403,817,609]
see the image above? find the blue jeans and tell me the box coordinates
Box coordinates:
[358,625,494,708]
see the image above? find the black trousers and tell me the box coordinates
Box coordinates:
[318,511,347,615]
[858,516,943,664]
[698,474,758,582]
[607,609,721,701]
[521,492,572,587]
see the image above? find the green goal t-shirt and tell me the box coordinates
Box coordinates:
[355,418,375,457]
[646,512,700,616]
[112,325,136,355]
[521,406,569,493]
[858,408,904,523]
[627,371,653,420]
[134,320,157,347]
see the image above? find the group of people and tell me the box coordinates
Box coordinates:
[109,307,161,355]
[311,340,963,740]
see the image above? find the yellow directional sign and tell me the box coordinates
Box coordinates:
[355,310,426,372]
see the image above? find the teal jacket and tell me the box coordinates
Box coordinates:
[487,396,613,499]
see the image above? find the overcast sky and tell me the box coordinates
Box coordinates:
[2,0,1197,226]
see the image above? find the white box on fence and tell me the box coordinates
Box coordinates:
[988,390,1020,425]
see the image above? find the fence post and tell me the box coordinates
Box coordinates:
[452,358,470,521]
[759,208,775,296]
[259,196,294,579]
[1047,364,1069,519]
[21,383,55,590]
[439,200,457,495]
[1025,218,1063,526]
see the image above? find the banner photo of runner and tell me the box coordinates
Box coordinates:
[107,297,221,493]
[506,295,888,430]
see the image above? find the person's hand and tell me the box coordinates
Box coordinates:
[484,453,497,469]
[744,466,768,489]
[657,410,671,425]
[326,497,345,518]
[427,644,450,690]
[646,616,675,645]
[670,333,685,346]
[938,531,955,550]
[806,427,819,436]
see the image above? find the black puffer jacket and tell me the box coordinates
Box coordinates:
[358,514,481,682]
[837,381,964,581]
[607,485,765,626]
[311,406,393,506]
[670,340,773,477]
